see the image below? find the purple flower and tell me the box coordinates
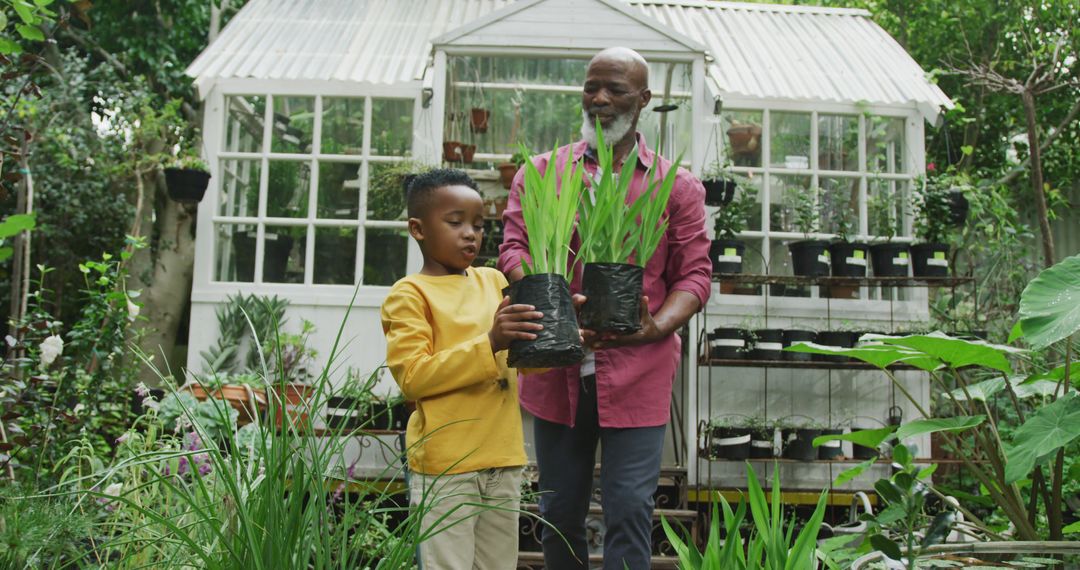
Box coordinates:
[177,456,190,476]
[198,462,212,476]
[184,431,203,451]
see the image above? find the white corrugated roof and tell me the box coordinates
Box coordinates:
[187,0,951,112]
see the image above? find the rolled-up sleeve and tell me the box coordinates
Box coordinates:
[663,172,712,308]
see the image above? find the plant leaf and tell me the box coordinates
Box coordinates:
[879,332,1022,374]
[1005,392,1080,484]
[833,456,878,487]
[1018,254,1080,349]
[895,416,985,442]
[0,213,36,238]
[813,427,896,450]
[870,534,902,561]
[783,342,928,369]
[948,377,1006,401]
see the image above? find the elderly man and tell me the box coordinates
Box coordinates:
[498,47,711,569]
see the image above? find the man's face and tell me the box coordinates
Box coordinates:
[581,57,649,145]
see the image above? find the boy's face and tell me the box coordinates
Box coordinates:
[408,184,485,276]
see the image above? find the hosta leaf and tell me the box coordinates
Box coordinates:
[1005,392,1080,483]
[1018,254,1080,349]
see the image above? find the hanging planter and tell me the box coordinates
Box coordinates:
[469,107,490,133]
[828,241,870,278]
[788,240,831,277]
[460,144,477,163]
[868,242,911,277]
[911,242,949,277]
[441,141,463,162]
[707,327,748,360]
[781,329,817,361]
[164,167,211,203]
[710,238,745,275]
[726,123,762,157]
[703,177,738,206]
[497,163,518,189]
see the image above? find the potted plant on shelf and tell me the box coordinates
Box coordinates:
[707,416,752,460]
[726,121,762,160]
[497,150,526,190]
[184,372,267,426]
[867,186,911,277]
[827,204,869,278]
[705,326,749,361]
[818,421,845,460]
[781,328,816,361]
[911,176,952,277]
[746,328,783,360]
[505,144,585,368]
[747,416,775,459]
[264,319,319,429]
[779,416,825,461]
[576,124,680,334]
[785,186,830,277]
[164,153,211,203]
[710,182,758,279]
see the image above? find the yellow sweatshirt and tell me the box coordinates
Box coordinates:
[380,267,526,475]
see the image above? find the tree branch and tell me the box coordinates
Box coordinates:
[996,96,1080,186]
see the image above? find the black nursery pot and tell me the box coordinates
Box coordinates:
[818,428,845,460]
[748,329,783,360]
[947,189,969,227]
[749,427,775,458]
[709,239,745,274]
[233,231,293,282]
[325,396,368,430]
[788,240,831,277]
[814,331,856,363]
[708,327,748,360]
[164,167,211,203]
[782,329,817,361]
[703,178,738,206]
[851,427,880,460]
[506,274,585,368]
[911,243,950,278]
[782,428,822,461]
[828,242,870,278]
[711,426,752,460]
[580,263,643,334]
[869,243,911,277]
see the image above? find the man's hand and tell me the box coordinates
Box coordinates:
[488,296,544,353]
[580,295,665,350]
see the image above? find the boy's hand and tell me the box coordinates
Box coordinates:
[489,296,544,353]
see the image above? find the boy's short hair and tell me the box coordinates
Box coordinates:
[405,168,481,219]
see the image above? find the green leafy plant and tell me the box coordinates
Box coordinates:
[518,142,585,280]
[912,176,952,243]
[830,205,856,243]
[575,122,681,267]
[662,462,828,569]
[0,213,35,263]
[785,186,820,238]
[714,183,758,240]
[166,154,208,172]
[868,186,905,242]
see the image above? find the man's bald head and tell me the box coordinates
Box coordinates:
[588,47,649,91]
[581,47,652,149]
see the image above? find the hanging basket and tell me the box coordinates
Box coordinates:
[164,168,211,203]
[469,107,490,133]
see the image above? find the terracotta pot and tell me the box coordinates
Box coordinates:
[183,384,210,400]
[460,144,477,163]
[442,141,462,162]
[271,383,315,429]
[213,385,267,425]
[498,163,518,189]
[469,108,490,133]
[726,123,762,156]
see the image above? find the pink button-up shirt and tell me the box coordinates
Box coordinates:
[498,134,712,428]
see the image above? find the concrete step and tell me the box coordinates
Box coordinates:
[516,551,679,569]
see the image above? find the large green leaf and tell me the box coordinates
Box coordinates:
[948,377,1007,401]
[879,332,1023,374]
[0,213,35,239]
[832,456,879,487]
[1005,392,1080,483]
[895,416,985,442]
[1018,254,1080,349]
[812,427,896,450]
[783,342,931,370]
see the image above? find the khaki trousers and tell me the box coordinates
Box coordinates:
[410,467,523,570]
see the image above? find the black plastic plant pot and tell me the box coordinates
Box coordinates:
[818,428,845,460]
[164,167,211,203]
[814,331,856,363]
[506,273,585,368]
[782,329,817,361]
[703,178,738,206]
[749,428,775,459]
[710,426,752,460]
[390,402,409,431]
[580,263,643,334]
[911,243,949,278]
[233,231,294,282]
[748,328,783,360]
[869,243,911,277]
[782,428,822,461]
[708,327,748,360]
[947,189,969,227]
[325,396,368,430]
[851,428,880,460]
[788,240,831,277]
[709,239,745,274]
[828,242,870,278]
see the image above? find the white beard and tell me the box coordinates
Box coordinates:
[581,110,634,150]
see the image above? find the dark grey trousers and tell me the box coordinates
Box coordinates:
[534,375,666,570]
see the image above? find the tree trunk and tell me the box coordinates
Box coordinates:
[1020,89,1055,268]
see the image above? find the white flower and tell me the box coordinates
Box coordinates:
[39,335,64,366]
[4,335,15,347]
[142,396,159,412]
[127,298,140,321]
[73,403,85,414]
[103,482,123,497]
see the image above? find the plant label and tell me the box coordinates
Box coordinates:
[846,256,867,266]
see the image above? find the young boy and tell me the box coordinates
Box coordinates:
[381,168,543,569]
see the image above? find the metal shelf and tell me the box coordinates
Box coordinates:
[701,358,916,371]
